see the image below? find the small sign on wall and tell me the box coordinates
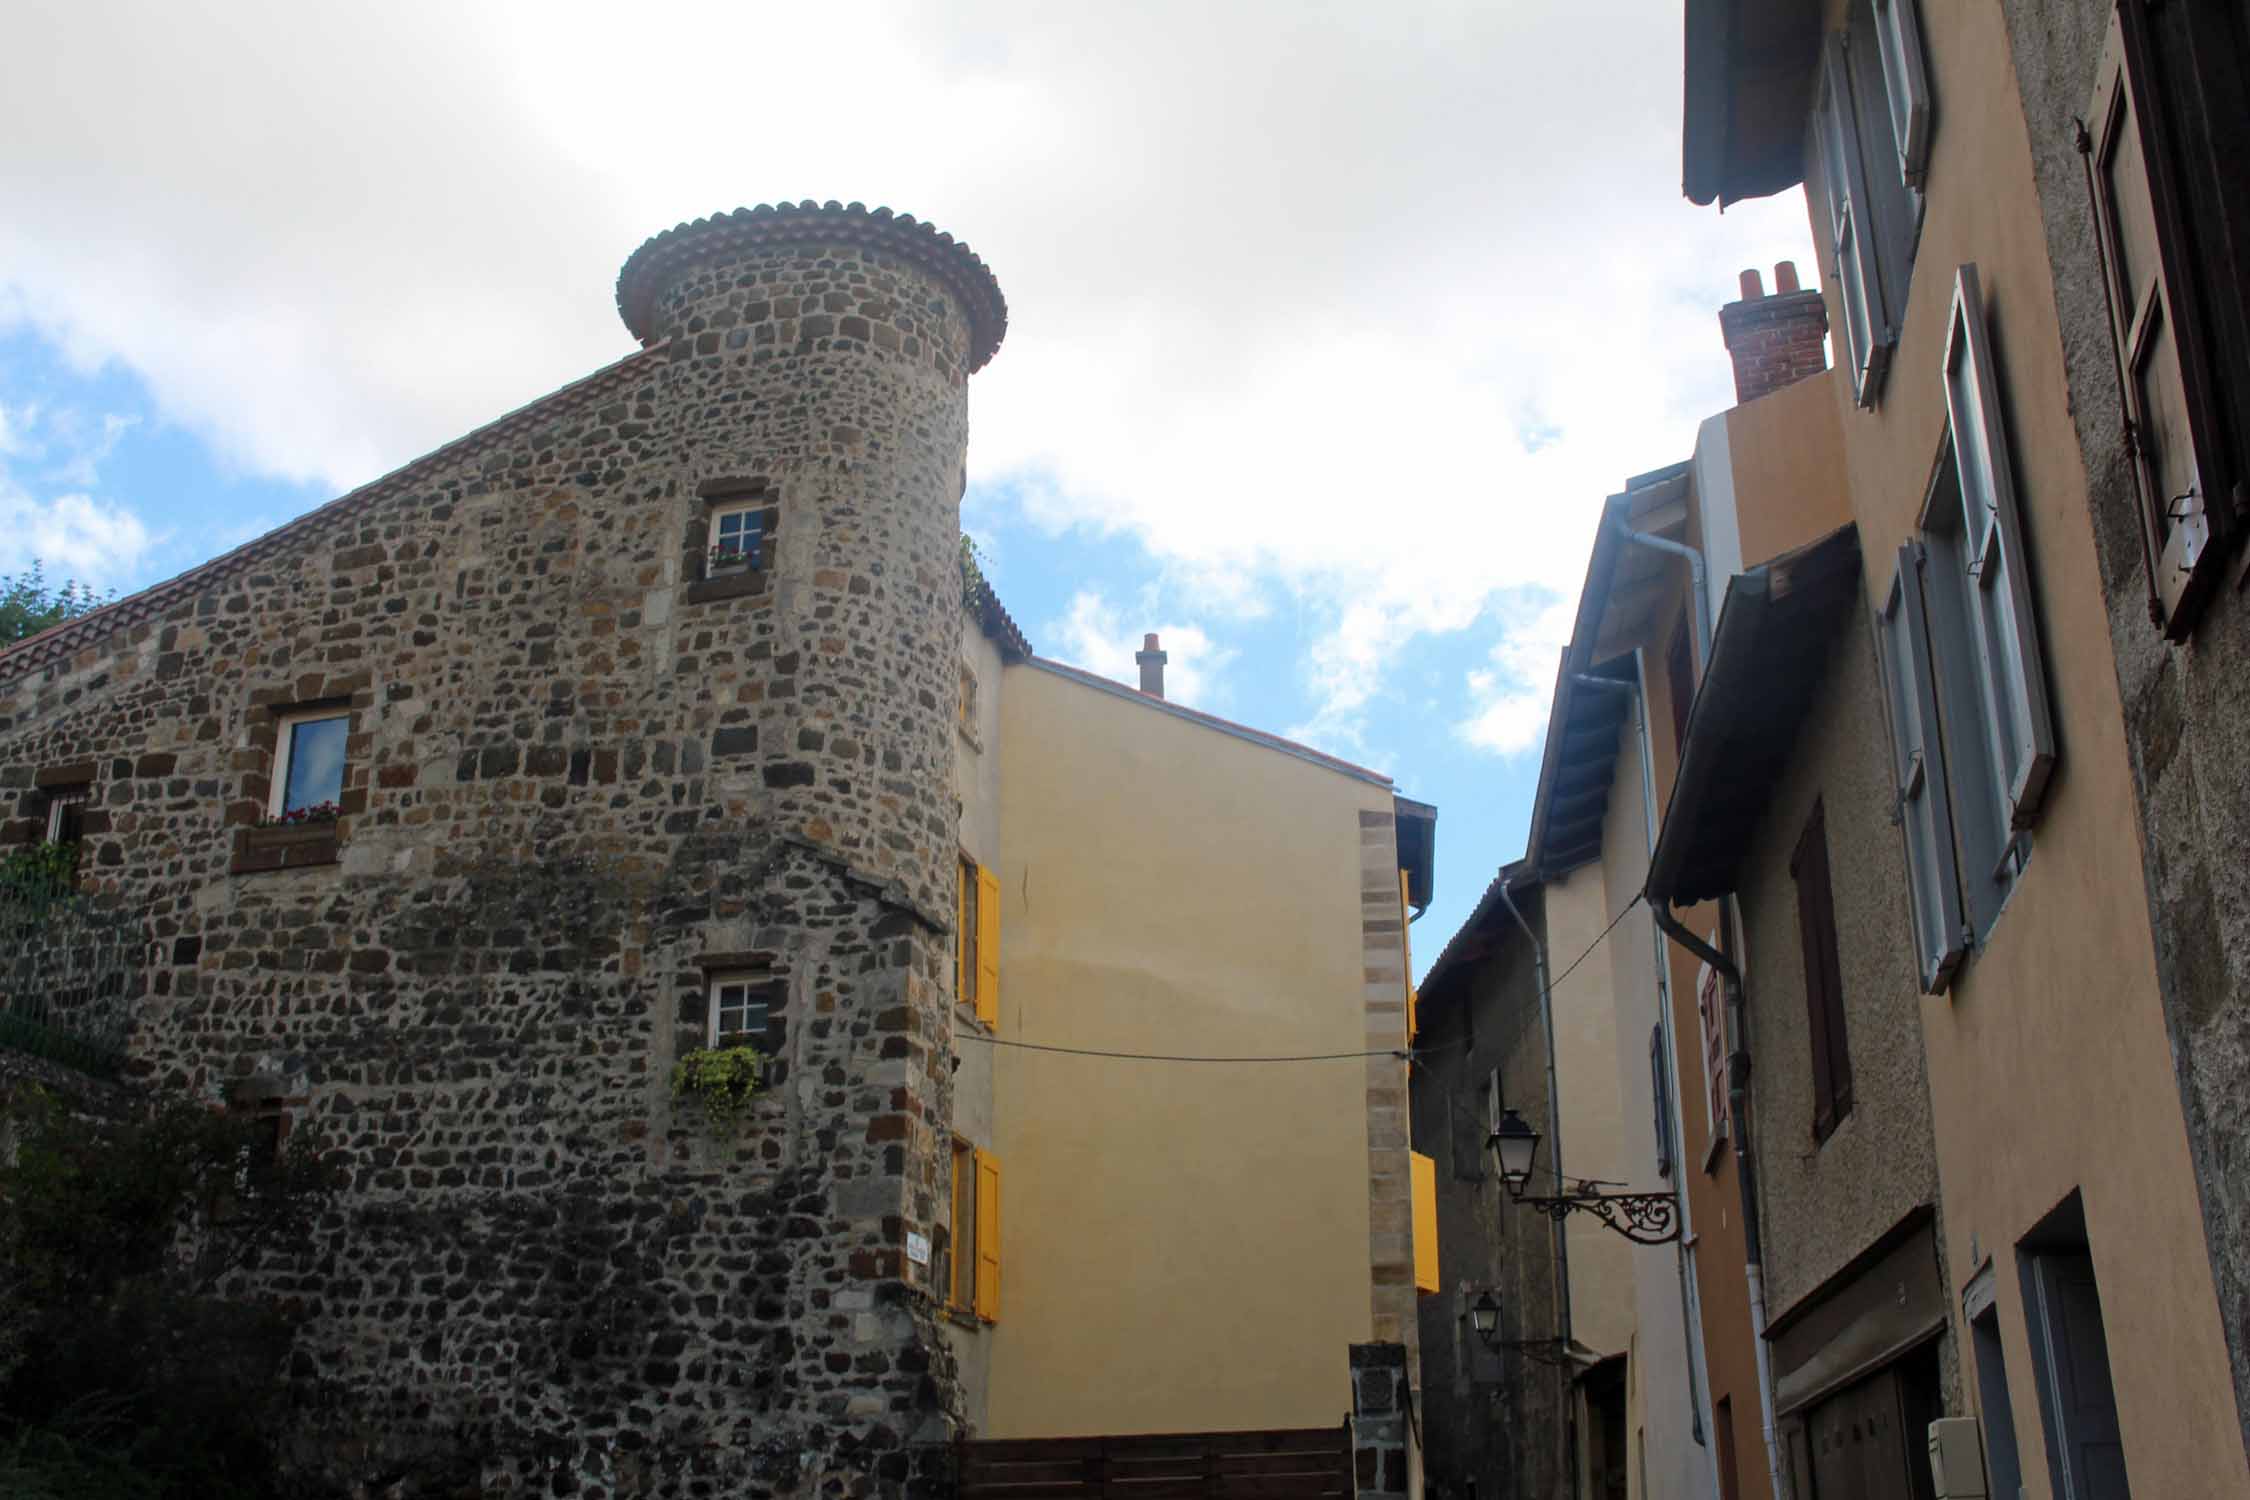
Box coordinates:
[906,1231,932,1268]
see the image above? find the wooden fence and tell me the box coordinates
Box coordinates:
[958,1425,1354,1500]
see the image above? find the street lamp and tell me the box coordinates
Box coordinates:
[1469,1289,1501,1343]
[1486,1107,1682,1246]
[1465,1287,1577,1366]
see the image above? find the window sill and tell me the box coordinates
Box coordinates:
[955,1001,993,1035]
[685,570,770,606]
[943,1305,985,1331]
[230,823,342,875]
[1700,1132,1729,1176]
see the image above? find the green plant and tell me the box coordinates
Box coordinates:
[1,560,112,645]
[0,840,79,902]
[670,1044,764,1132]
[959,532,986,609]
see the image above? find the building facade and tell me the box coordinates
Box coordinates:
[0,201,1435,1496]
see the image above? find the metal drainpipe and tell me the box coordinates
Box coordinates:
[1575,666,1715,1488]
[1650,900,1789,1500]
[1496,874,1575,1500]
[1613,517,1712,667]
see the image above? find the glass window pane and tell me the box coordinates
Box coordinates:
[284,716,347,813]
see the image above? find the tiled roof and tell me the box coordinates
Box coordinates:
[0,346,668,688]
[614,201,1009,372]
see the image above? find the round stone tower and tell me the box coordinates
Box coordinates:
[617,200,1006,922]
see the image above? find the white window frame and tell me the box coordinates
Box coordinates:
[1871,0,1934,188]
[44,783,90,843]
[1815,37,1891,407]
[268,708,350,820]
[1942,265,2057,833]
[708,502,766,574]
[706,973,770,1048]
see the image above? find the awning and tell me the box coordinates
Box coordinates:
[1682,0,1823,208]
[1645,523,1861,907]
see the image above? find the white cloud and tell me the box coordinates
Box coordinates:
[0,398,153,583]
[1457,593,1578,756]
[0,0,1814,747]
[1046,590,1235,712]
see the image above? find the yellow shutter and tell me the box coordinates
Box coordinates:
[973,1148,1002,1320]
[1411,1150,1439,1294]
[976,865,1001,1026]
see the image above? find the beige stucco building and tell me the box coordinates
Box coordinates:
[944,596,1437,1440]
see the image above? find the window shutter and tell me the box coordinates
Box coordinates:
[975,866,1001,1026]
[1410,1151,1439,1294]
[2084,5,2235,638]
[1816,37,1894,405]
[1648,1025,1675,1179]
[1699,960,1728,1142]
[1792,804,1851,1140]
[1876,544,1969,993]
[1872,0,1934,187]
[1944,265,2058,829]
[973,1149,1001,1320]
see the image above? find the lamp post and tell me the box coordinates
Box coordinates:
[1486,1107,1682,1246]
[1467,1287,1578,1367]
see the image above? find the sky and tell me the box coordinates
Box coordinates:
[0,0,1813,977]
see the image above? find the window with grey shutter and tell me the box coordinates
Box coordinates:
[1871,0,1933,187]
[1648,1025,1674,1180]
[1943,264,2058,832]
[1814,38,1891,406]
[1791,801,1852,1142]
[1875,543,1968,993]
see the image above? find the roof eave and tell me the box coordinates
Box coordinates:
[1681,0,1823,209]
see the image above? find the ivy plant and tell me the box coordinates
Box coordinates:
[0,840,79,904]
[670,1045,764,1133]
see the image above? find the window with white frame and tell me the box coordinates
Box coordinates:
[1809,0,1932,406]
[43,782,90,845]
[707,974,772,1048]
[708,503,769,574]
[1875,265,2057,991]
[270,709,349,821]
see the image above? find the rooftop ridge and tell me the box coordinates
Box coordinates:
[0,344,667,687]
[614,200,1008,371]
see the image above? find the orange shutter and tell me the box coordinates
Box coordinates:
[975,866,1001,1026]
[973,1149,1001,1320]
[1411,1151,1439,1294]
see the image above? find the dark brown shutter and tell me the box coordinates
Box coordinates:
[1792,800,1852,1141]
[2082,2,2250,636]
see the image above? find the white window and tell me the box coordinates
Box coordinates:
[44,783,90,844]
[707,974,771,1047]
[1810,4,1929,407]
[708,503,767,573]
[1870,0,1933,187]
[1875,265,2058,981]
[269,710,349,820]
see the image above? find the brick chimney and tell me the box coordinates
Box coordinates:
[1719,262,1829,405]
[1135,632,1167,698]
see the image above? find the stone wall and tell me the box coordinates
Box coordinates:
[1997,3,2250,1463]
[0,203,1004,1496]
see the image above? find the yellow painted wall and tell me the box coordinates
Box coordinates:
[984,662,1390,1437]
[1800,2,2248,1492]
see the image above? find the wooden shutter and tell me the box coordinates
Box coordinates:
[1876,543,1969,993]
[1944,265,2058,830]
[1698,959,1727,1143]
[975,865,1001,1026]
[1410,1151,1439,1294]
[973,1149,1001,1320]
[1647,1025,1674,1179]
[1871,0,1933,187]
[1792,802,1852,1141]
[1816,37,1893,405]
[949,1142,976,1311]
[2085,5,2236,638]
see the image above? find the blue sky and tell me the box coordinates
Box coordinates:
[0,0,1815,977]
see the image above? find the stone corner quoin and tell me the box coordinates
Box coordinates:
[0,199,1010,1497]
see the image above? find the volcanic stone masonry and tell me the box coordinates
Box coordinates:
[0,199,1009,1498]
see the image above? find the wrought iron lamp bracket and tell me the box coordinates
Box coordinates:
[1511,1185,1681,1246]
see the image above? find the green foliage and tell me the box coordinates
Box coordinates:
[960,532,986,610]
[0,1086,346,1497]
[0,561,112,646]
[670,1044,764,1132]
[0,841,80,902]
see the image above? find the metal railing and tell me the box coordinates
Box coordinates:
[0,860,142,1076]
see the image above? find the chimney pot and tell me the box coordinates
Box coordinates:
[1135,633,1169,698]
[1775,260,1801,294]
[1738,268,1764,301]
[1719,263,1829,405]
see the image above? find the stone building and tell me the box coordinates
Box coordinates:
[0,200,1436,1496]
